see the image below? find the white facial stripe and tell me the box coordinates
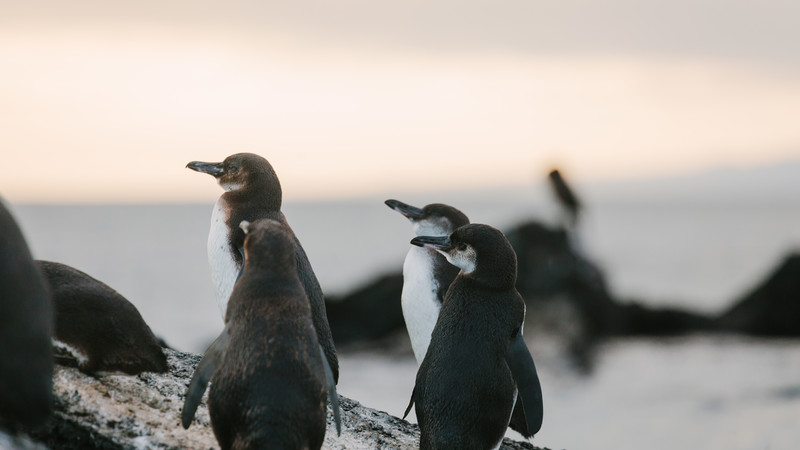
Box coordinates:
[438,245,476,273]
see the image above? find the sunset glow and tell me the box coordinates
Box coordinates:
[2,1,799,203]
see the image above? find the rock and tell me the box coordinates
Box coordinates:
[613,302,716,336]
[326,273,406,346]
[717,252,800,336]
[27,349,548,450]
[326,218,726,364]
[29,350,214,450]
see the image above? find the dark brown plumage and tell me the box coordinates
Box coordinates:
[183,219,338,450]
[37,260,167,375]
[187,153,339,383]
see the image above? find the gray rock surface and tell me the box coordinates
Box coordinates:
[24,349,548,449]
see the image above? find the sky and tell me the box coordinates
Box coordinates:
[1,1,799,203]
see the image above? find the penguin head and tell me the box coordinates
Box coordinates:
[385,199,469,237]
[411,223,517,288]
[239,219,296,271]
[187,153,282,201]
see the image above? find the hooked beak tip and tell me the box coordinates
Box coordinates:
[186,161,224,177]
[387,199,424,220]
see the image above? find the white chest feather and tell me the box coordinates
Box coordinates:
[401,246,442,365]
[208,198,240,319]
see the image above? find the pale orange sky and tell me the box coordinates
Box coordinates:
[1,1,799,203]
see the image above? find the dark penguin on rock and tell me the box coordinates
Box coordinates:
[36,261,167,375]
[404,224,544,450]
[187,152,338,383]
[182,219,341,450]
[384,199,469,364]
[0,201,53,431]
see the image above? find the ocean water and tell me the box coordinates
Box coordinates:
[8,197,800,450]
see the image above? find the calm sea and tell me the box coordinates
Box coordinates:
[8,197,800,450]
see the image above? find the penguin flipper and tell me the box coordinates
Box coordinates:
[319,345,342,436]
[402,385,415,420]
[506,334,543,436]
[235,246,245,283]
[181,327,230,429]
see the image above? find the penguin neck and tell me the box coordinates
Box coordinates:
[223,179,282,212]
[458,266,516,291]
[238,264,303,301]
[242,243,296,277]
[461,244,517,290]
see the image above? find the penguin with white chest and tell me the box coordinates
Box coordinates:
[181,219,341,450]
[404,224,544,450]
[388,200,534,439]
[384,199,469,364]
[187,153,338,382]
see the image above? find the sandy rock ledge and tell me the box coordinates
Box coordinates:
[23,349,549,450]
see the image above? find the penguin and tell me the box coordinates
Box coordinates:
[181,219,341,450]
[36,260,168,375]
[384,199,469,364]
[404,224,544,450]
[187,153,338,383]
[0,200,53,430]
[386,200,533,439]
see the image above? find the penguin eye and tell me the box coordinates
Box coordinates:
[456,243,467,251]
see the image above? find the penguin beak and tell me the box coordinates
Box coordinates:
[186,161,225,178]
[410,235,452,251]
[385,199,425,220]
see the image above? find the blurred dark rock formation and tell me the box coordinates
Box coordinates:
[717,252,800,336]
[326,274,405,347]
[325,218,717,370]
[19,349,543,450]
[325,169,800,371]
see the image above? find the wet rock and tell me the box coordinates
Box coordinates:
[27,349,547,450]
